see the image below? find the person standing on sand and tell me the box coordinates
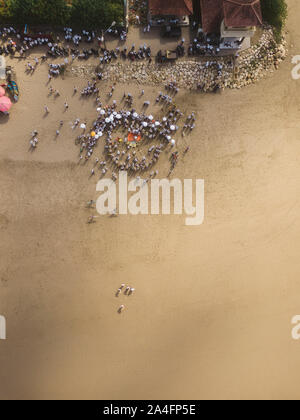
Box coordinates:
[87,200,96,208]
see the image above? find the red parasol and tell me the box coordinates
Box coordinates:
[0,96,12,113]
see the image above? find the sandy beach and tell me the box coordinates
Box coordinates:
[1,0,300,400]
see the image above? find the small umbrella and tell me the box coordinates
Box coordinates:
[105,118,111,123]
[80,123,86,129]
[0,96,12,113]
[100,109,106,115]
[133,112,138,118]
[116,114,122,120]
[170,125,176,131]
[142,122,148,127]
[155,121,160,126]
[148,115,153,120]
[0,86,6,97]
[91,131,96,137]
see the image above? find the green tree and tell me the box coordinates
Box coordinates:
[5,0,70,25]
[261,0,288,41]
[104,2,124,26]
[71,0,123,29]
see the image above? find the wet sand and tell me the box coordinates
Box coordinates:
[1,0,300,400]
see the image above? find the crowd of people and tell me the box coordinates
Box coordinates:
[0,25,199,180]
[27,69,195,182]
[0,22,238,67]
[70,83,195,179]
[0,25,128,58]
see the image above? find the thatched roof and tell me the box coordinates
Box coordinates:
[200,0,223,33]
[200,0,262,34]
[223,0,263,28]
[149,0,193,16]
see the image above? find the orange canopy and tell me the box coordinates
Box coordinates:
[128,133,142,142]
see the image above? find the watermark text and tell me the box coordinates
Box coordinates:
[96,172,205,226]
[0,315,6,340]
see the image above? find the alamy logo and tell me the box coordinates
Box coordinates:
[96,172,204,226]
[291,315,300,340]
[291,56,300,80]
[0,315,6,340]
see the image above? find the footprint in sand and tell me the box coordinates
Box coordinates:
[0,214,9,230]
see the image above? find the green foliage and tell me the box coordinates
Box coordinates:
[261,0,288,41]
[0,0,13,22]
[1,0,70,25]
[0,0,124,28]
[71,0,124,28]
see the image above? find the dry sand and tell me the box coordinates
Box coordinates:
[1,0,300,400]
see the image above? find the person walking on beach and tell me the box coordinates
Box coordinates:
[87,200,96,208]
